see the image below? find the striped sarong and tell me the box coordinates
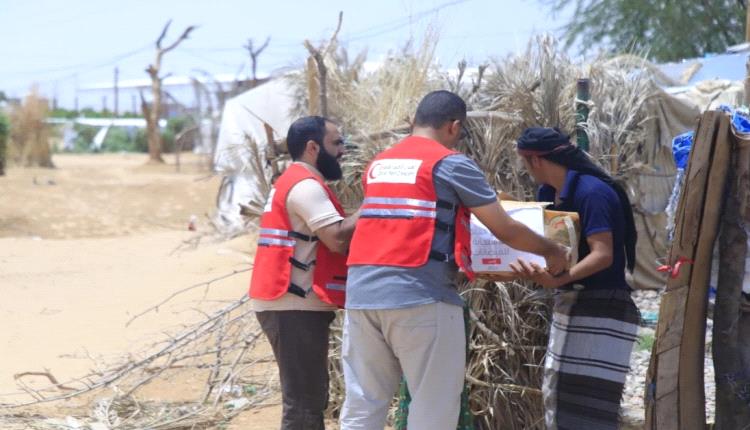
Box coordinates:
[543,288,639,430]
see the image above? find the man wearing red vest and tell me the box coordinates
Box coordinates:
[250,116,359,430]
[340,91,569,430]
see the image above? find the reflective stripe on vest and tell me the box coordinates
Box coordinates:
[362,197,437,208]
[361,196,438,219]
[361,208,437,219]
[259,228,292,237]
[258,237,296,247]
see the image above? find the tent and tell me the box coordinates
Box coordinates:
[211,77,297,234]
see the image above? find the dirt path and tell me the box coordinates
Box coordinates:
[0,154,295,428]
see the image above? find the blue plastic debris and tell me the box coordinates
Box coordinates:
[732,110,750,134]
[641,310,659,327]
[718,104,734,114]
[672,132,694,169]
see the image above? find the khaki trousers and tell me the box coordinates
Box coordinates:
[340,302,465,430]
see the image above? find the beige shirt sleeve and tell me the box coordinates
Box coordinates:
[286,178,344,233]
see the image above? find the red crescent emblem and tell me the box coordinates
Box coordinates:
[368,163,380,181]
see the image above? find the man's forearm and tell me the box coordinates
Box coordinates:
[496,219,557,257]
[315,210,361,254]
[337,210,361,244]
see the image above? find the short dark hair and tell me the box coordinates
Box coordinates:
[286,116,328,160]
[414,90,467,129]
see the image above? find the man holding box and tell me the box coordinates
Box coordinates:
[339,91,569,430]
[511,127,639,430]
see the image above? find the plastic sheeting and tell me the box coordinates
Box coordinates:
[211,78,297,234]
[628,89,699,290]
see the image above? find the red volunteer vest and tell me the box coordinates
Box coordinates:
[347,136,474,279]
[249,163,348,307]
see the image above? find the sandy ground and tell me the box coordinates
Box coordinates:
[0,153,296,428]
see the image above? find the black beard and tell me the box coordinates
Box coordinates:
[316,147,343,180]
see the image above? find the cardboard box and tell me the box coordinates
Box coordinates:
[470,201,580,281]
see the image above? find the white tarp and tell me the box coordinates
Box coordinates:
[212,77,297,234]
[666,79,744,112]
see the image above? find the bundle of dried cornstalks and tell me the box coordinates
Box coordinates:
[291,35,658,428]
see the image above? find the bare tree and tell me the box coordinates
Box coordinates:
[142,20,196,163]
[303,12,343,116]
[244,37,271,83]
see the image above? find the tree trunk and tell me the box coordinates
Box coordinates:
[144,21,196,164]
[148,80,164,163]
[0,138,6,176]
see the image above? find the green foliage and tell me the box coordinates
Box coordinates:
[162,115,195,153]
[64,115,192,154]
[0,112,9,171]
[134,128,148,152]
[162,129,176,153]
[545,0,746,62]
[0,112,9,144]
[71,124,98,152]
[49,108,79,119]
[636,331,655,351]
[49,107,142,119]
[101,127,137,152]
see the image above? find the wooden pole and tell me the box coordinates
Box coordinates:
[114,67,119,117]
[744,56,750,107]
[713,132,750,429]
[645,111,732,430]
[575,78,590,152]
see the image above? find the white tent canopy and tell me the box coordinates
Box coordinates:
[212,77,297,234]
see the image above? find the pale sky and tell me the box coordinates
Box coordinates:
[1,0,572,109]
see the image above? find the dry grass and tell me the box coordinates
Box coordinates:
[7,87,54,168]
[311,35,658,428]
[286,31,442,211]
[462,280,551,430]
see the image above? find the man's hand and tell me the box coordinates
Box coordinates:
[545,243,570,276]
[509,258,566,289]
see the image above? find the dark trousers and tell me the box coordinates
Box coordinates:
[257,310,336,430]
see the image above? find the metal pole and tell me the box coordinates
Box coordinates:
[576,78,590,152]
[114,67,119,116]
